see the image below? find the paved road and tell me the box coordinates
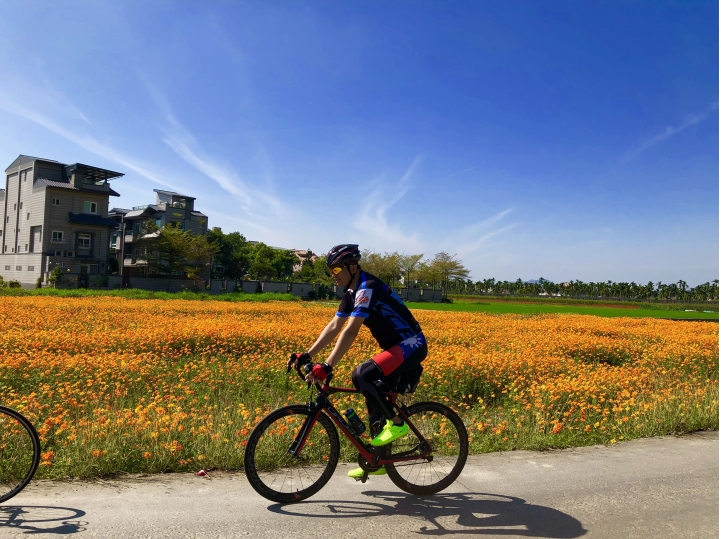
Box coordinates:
[1,431,717,538]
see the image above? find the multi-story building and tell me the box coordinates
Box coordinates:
[0,155,123,287]
[108,189,208,277]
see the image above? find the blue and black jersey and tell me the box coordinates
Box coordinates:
[337,271,423,351]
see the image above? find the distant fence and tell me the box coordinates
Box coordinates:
[106,276,443,302]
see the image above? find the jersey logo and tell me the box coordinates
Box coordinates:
[355,288,373,307]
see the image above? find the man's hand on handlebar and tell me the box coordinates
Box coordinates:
[287,352,311,373]
[305,362,332,384]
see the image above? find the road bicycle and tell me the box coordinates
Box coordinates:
[0,406,41,503]
[244,362,468,503]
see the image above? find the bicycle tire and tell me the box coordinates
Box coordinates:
[0,406,41,504]
[244,405,340,503]
[385,401,468,495]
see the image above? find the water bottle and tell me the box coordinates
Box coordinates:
[344,409,366,435]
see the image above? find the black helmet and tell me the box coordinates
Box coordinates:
[326,244,361,267]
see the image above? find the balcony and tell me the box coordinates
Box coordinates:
[124,234,134,243]
[50,238,66,244]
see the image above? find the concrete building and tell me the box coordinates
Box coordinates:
[108,189,208,277]
[0,155,123,287]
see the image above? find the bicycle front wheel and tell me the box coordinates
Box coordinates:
[0,406,41,503]
[244,405,340,503]
[385,401,468,495]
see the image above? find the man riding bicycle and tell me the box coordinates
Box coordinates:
[287,244,428,480]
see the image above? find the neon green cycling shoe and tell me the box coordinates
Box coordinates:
[370,420,409,447]
[348,467,386,479]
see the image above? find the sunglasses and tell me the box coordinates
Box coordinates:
[329,266,344,275]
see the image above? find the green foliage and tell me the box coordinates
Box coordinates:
[48,266,63,288]
[452,277,720,302]
[0,287,301,301]
[207,228,251,279]
[136,224,218,289]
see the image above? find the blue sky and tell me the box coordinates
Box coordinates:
[0,1,717,285]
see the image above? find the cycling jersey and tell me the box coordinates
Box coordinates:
[337,271,423,351]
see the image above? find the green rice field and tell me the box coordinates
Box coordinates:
[406,300,719,319]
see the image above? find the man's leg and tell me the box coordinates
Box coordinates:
[351,360,393,435]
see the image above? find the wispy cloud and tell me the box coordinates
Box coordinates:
[353,157,426,252]
[138,77,286,216]
[0,89,177,189]
[442,208,516,256]
[617,102,719,167]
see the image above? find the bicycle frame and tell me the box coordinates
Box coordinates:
[288,382,433,467]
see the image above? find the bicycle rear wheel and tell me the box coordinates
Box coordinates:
[385,401,468,495]
[244,405,340,503]
[0,406,41,503]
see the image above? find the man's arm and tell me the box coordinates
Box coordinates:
[307,316,346,358]
[304,316,364,383]
[323,315,365,368]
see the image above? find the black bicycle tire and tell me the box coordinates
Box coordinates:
[385,401,468,496]
[244,405,340,503]
[0,405,41,504]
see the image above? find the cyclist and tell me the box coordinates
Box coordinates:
[287,244,428,480]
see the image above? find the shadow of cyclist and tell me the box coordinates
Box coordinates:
[0,505,87,535]
[268,491,586,537]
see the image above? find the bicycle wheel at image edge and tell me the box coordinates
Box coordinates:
[0,406,41,503]
[244,405,340,503]
[385,401,469,495]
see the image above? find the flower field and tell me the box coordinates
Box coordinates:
[0,296,717,479]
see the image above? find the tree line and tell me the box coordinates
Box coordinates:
[132,224,718,301]
[449,277,719,302]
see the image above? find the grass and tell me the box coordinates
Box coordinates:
[0,287,300,302]
[450,293,719,312]
[407,300,719,319]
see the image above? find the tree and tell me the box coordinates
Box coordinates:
[361,250,402,287]
[399,253,424,287]
[48,265,63,288]
[248,243,278,281]
[184,233,219,288]
[427,252,470,299]
[137,223,216,291]
[207,228,251,279]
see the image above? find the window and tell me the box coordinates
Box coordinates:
[78,233,91,249]
[59,262,66,267]
[15,266,21,271]
[26,213,30,220]
[83,201,97,214]
[24,244,28,252]
[19,202,22,209]
[110,235,118,248]
[52,198,60,206]
[0,230,2,237]
[28,266,34,271]
[51,231,64,244]
[4,266,9,271]
[13,203,16,210]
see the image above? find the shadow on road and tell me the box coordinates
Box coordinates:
[0,505,87,535]
[269,491,586,537]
